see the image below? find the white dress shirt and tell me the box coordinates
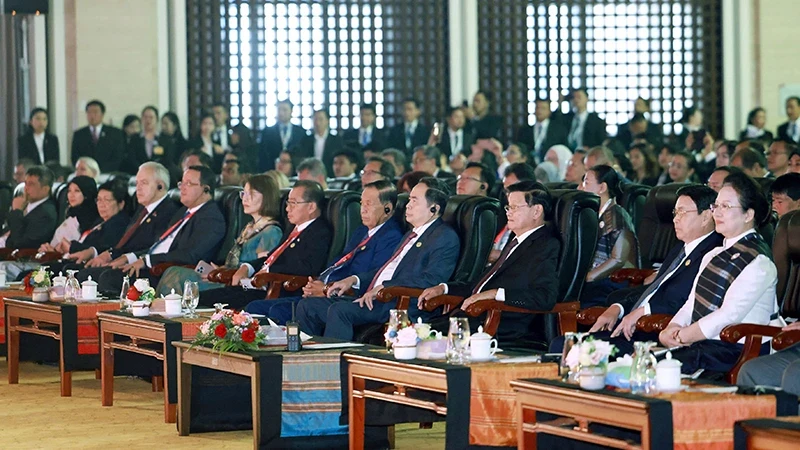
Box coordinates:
[359,126,374,146]
[215,126,229,150]
[33,132,45,163]
[115,196,167,260]
[243,218,317,276]
[670,229,781,341]
[142,201,208,267]
[442,225,543,301]
[613,231,713,318]
[314,131,329,161]
[91,124,104,140]
[355,219,436,289]
[24,197,48,215]
[448,128,464,155]
[788,118,800,142]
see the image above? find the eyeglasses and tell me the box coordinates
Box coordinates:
[360,169,382,177]
[504,204,532,213]
[672,208,698,218]
[457,175,482,183]
[177,181,201,188]
[286,200,311,208]
[709,203,743,213]
[765,151,788,157]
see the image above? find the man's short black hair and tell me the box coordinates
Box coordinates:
[786,96,800,106]
[277,99,293,109]
[187,165,217,196]
[314,108,330,120]
[475,90,494,103]
[572,87,589,98]
[402,97,421,109]
[465,162,495,192]
[672,150,698,172]
[86,100,106,114]
[360,103,376,114]
[416,145,442,167]
[503,162,536,182]
[417,177,448,215]
[631,113,647,124]
[293,179,325,210]
[180,149,212,168]
[732,147,767,171]
[506,181,552,218]
[770,173,800,201]
[676,184,717,213]
[333,149,361,167]
[26,166,55,188]
[363,179,398,207]
[446,106,461,118]
[366,156,396,180]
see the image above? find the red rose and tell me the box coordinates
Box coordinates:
[248,321,259,331]
[241,329,256,343]
[214,323,227,338]
[126,287,141,301]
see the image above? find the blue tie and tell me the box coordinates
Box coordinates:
[405,125,413,149]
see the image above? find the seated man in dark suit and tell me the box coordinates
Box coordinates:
[2,166,58,249]
[71,99,125,173]
[199,180,333,309]
[246,180,404,323]
[551,185,723,355]
[18,107,60,165]
[776,96,800,144]
[291,109,343,175]
[412,145,455,180]
[386,97,430,156]
[419,182,561,343]
[59,162,179,280]
[554,88,608,151]
[469,90,504,139]
[96,165,226,293]
[342,103,384,152]
[516,97,568,163]
[257,99,307,171]
[297,177,460,341]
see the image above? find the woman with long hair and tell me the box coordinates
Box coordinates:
[627,143,661,186]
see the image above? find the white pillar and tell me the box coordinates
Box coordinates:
[31,14,48,109]
[156,0,170,114]
[448,0,463,106]
[460,0,479,102]
[722,0,754,139]
[169,0,188,130]
[47,0,69,164]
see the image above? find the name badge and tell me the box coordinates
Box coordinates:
[153,145,164,156]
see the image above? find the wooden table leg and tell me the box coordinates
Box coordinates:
[519,404,537,450]
[350,374,365,450]
[162,342,173,423]
[7,314,19,384]
[176,348,192,436]
[101,327,114,407]
[251,364,262,450]
[59,321,71,397]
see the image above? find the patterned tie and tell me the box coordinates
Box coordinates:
[280,124,288,147]
[262,227,302,269]
[472,238,519,295]
[319,233,373,282]
[360,129,370,146]
[632,247,686,310]
[148,210,192,253]
[91,127,99,145]
[567,118,581,150]
[405,125,413,149]
[116,208,149,248]
[790,123,798,142]
[366,231,417,292]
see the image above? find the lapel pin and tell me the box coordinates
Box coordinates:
[731,252,740,260]
[290,243,296,248]
[415,242,422,248]
[146,218,151,223]
[360,245,367,251]
[684,259,691,267]
[599,220,605,229]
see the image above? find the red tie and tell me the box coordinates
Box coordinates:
[116,208,148,248]
[472,238,518,295]
[332,233,373,267]
[365,231,417,292]
[263,227,302,269]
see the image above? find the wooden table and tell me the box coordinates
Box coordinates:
[343,349,559,450]
[0,287,30,350]
[511,378,798,450]
[735,417,800,450]
[98,311,206,423]
[5,297,119,396]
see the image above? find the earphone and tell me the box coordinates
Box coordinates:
[479,184,486,190]
[157,184,163,191]
[384,206,391,214]
[430,206,437,214]
[203,187,210,194]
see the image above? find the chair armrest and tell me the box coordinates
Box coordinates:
[9,248,39,261]
[252,272,309,299]
[609,268,656,286]
[576,306,607,326]
[773,329,800,351]
[719,323,785,384]
[635,314,673,333]
[207,268,236,284]
[34,251,64,263]
[150,262,194,277]
[375,286,464,312]
[464,300,579,337]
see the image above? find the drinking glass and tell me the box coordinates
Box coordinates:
[630,341,658,395]
[183,280,200,318]
[386,309,410,352]
[119,276,130,311]
[65,270,80,303]
[446,317,471,364]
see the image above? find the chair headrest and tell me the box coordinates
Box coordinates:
[650,183,701,223]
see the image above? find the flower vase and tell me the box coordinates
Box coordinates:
[579,365,607,390]
[32,287,50,303]
[393,345,417,360]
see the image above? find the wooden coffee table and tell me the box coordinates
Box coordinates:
[735,416,800,450]
[5,297,119,396]
[511,378,798,450]
[98,311,206,423]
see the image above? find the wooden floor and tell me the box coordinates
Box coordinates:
[0,360,445,449]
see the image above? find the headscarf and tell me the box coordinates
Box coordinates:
[535,161,559,184]
[66,175,100,232]
[547,145,573,181]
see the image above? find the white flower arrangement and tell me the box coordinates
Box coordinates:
[565,337,617,370]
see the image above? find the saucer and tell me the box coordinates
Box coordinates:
[157,312,186,319]
[469,355,499,363]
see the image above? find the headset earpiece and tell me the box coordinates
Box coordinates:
[384,206,391,214]
[157,184,163,191]
[430,206,437,214]
[480,183,486,190]
[203,187,210,194]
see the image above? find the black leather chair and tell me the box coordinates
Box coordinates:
[356,194,501,344]
[545,182,578,190]
[54,182,70,224]
[618,183,651,233]
[636,183,694,268]
[0,182,13,228]
[323,190,362,264]
[212,186,248,263]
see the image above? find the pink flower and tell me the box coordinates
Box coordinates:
[232,313,248,326]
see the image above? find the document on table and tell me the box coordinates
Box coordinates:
[302,342,365,350]
[498,355,542,364]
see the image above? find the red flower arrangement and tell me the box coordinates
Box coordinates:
[192,309,266,352]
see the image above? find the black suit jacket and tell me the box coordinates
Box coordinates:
[109,197,180,258]
[245,217,333,277]
[69,211,130,254]
[386,122,431,156]
[71,125,125,172]
[137,200,226,266]
[516,120,569,162]
[448,225,561,340]
[554,111,608,149]
[258,122,307,171]
[776,122,796,143]
[469,114,504,139]
[617,121,664,150]
[437,128,476,158]
[122,135,177,175]
[5,199,58,249]
[342,127,385,152]
[18,133,60,164]
[616,232,724,315]
[291,132,344,175]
